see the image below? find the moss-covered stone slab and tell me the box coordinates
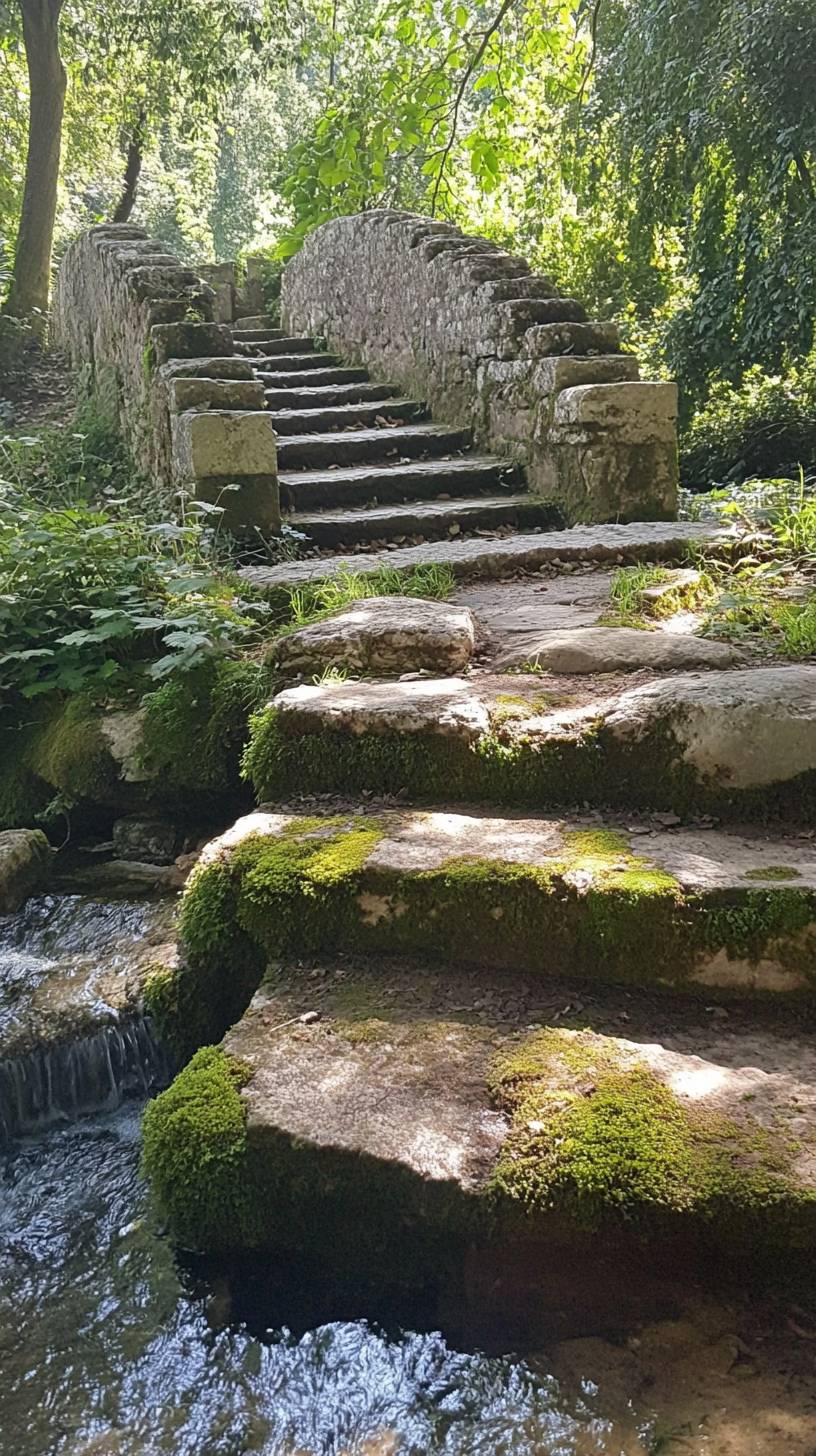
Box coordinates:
[271,596,476,677]
[141,956,816,1281]
[244,665,816,821]
[154,810,816,1058]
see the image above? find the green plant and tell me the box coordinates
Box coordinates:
[0,456,268,706]
[680,361,816,488]
[279,562,455,630]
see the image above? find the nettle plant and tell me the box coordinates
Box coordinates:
[0,476,267,705]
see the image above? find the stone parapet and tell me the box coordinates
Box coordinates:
[53,225,279,533]
[282,210,678,523]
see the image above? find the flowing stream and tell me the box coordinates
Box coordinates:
[1,893,814,1456]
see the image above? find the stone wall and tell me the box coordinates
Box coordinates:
[282,210,678,523]
[53,225,279,533]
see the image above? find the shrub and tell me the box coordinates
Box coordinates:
[680,359,816,489]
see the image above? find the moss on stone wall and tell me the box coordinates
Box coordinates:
[487,1029,816,1245]
[28,700,121,806]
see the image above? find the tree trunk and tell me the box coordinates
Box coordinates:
[4,0,67,321]
[111,109,146,223]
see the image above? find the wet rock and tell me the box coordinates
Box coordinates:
[272,596,476,677]
[495,625,741,674]
[0,829,53,913]
[112,816,179,866]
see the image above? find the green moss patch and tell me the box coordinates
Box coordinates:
[488,1029,816,1241]
[243,705,816,825]
[743,865,802,882]
[141,1046,261,1248]
[141,656,264,801]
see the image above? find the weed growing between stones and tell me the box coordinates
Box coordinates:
[268,562,456,631]
[677,472,816,657]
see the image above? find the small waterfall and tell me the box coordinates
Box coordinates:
[0,1015,171,1147]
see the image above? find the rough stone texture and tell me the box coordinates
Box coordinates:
[606,666,816,790]
[0,830,53,914]
[53,226,279,530]
[270,678,490,739]
[282,210,679,522]
[254,662,816,820]
[171,410,280,532]
[167,377,266,413]
[494,625,742,674]
[221,958,816,1279]
[272,596,476,676]
[241,519,734,592]
[198,809,816,994]
[111,816,179,865]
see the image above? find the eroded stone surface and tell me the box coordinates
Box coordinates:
[270,677,490,739]
[241,520,733,592]
[0,831,52,914]
[272,596,476,676]
[256,662,816,816]
[606,666,816,789]
[218,954,816,1253]
[494,625,741,674]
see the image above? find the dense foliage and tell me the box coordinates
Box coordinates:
[0,413,266,710]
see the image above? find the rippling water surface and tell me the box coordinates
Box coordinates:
[0,1106,652,1456]
[1,894,813,1456]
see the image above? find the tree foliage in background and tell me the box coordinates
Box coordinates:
[591,0,816,408]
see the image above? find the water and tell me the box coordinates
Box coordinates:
[0,1106,644,1456]
[0,895,175,1062]
[1,894,814,1456]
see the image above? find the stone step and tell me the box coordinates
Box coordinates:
[250,351,340,372]
[243,663,816,823]
[232,327,286,343]
[288,492,560,547]
[268,398,427,434]
[264,381,399,411]
[276,422,472,471]
[257,366,371,390]
[240,519,731,592]
[143,949,816,1293]
[167,809,816,1006]
[279,455,520,512]
[236,336,316,355]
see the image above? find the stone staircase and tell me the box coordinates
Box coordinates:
[232,318,557,552]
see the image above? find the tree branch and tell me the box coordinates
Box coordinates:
[429,0,519,216]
